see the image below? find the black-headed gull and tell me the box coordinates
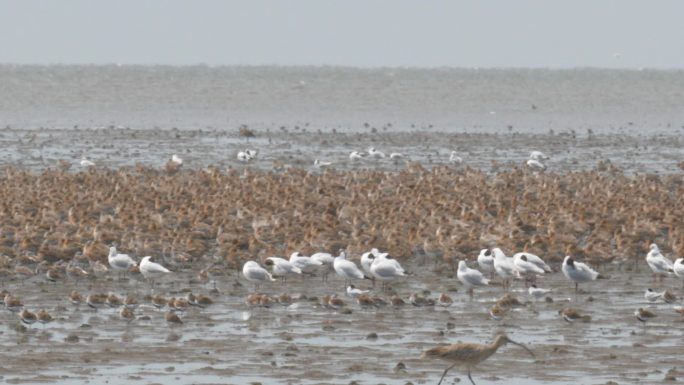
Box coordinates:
[562,256,599,292]
[645,244,674,282]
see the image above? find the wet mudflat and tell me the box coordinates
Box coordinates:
[0,126,682,175]
[0,260,682,385]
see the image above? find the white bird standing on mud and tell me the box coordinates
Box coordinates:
[333,251,365,289]
[360,249,376,280]
[673,258,684,287]
[314,159,332,169]
[310,251,335,281]
[237,149,257,163]
[492,248,516,290]
[108,246,136,279]
[264,257,302,280]
[513,252,551,273]
[368,147,385,159]
[370,253,406,289]
[80,156,96,167]
[349,151,364,161]
[449,151,463,165]
[513,252,550,284]
[562,256,600,292]
[289,251,323,274]
[477,249,495,275]
[457,260,489,296]
[645,243,674,282]
[139,256,171,287]
[529,150,549,161]
[525,159,546,171]
[171,154,183,165]
[242,261,275,289]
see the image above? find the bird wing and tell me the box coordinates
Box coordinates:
[110,255,134,269]
[371,262,402,278]
[516,253,551,272]
[337,261,364,279]
[460,269,489,285]
[246,267,272,281]
[144,262,170,273]
[648,256,674,271]
[515,258,545,275]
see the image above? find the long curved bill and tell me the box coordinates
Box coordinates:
[508,339,535,358]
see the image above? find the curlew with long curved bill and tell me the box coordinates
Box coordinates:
[421,334,534,385]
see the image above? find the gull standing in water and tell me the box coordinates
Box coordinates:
[513,252,551,273]
[673,258,684,287]
[562,256,600,293]
[477,249,495,278]
[529,151,549,161]
[264,257,302,282]
[645,244,674,283]
[370,253,406,290]
[525,159,546,171]
[139,256,171,288]
[333,251,365,290]
[289,251,323,274]
[171,154,183,165]
[310,251,335,282]
[80,156,96,167]
[360,249,376,285]
[108,246,137,280]
[314,159,332,169]
[367,147,386,159]
[513,253,547,285]
[349,151,364,161]
[242,261,275,290]
[492,248,516,290]
[457,260,489,297]
[449,151,463,165]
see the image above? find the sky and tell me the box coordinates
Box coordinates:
[1,0,683,69]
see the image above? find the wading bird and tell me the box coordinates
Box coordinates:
[421,334,534,385]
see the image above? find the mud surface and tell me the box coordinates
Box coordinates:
[1,65,683,384]
[0,126,683,175]
[0,261,682,385]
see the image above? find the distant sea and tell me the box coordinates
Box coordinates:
[1,65,683,134]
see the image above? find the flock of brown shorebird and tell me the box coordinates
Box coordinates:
[0,159,683,384]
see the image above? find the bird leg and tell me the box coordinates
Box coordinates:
[467,367,476,385]
[437,363,458,385]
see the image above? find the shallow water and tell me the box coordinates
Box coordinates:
[1,261,682,385]
[1,126,683,175]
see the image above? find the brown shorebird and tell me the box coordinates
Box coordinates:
[36,309,53,328]
[421,334,534,385]
[20,309,37,325]
[165,311,183,325]
[635,307,656,323]
[120,306,135,323]
[559,307,591,323]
